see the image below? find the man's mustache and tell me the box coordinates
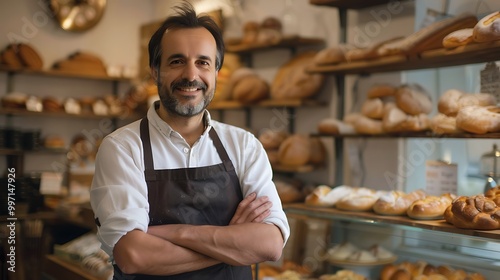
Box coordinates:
[171,79,207,91]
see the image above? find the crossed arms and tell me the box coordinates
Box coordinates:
[113,193,284,275]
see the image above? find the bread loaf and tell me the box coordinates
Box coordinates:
[395,84,432,116]
[444,195,500,229]
[259,129,288,150]
[456,105,500,134]
[361,98,384,119]
[437,89,465,116]
[373,189,427,216]
[271,52,324,100]
[305,185,353,207]
[442,28,474,48]
[317,118,355,135]
[277,134,311,167]
[336,188,384,211]
[473,11,500,42]
[407,193,456,220]
[353,115,384,135]
[429,114,462,134]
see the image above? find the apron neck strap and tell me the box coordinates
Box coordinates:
[209,127,235,172]
[140,117,156,181]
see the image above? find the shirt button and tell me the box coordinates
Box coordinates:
[183,147,189,153]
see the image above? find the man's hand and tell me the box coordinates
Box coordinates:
[229,192,272,225]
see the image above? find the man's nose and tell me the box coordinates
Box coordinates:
[181,63,197,81]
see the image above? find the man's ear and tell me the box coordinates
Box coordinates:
[151,67,158,82]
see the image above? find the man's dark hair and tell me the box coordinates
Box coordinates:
[148,2,225,72]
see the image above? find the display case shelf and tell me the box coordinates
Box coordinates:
[284,204,500,241]
[314,131,500,139]
[306,40,500,75]
[309,0,397,9]
[0,107,141,121]
[208,99,326,110]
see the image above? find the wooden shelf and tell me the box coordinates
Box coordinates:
[285,203,500,241]
[314,131,500,139]
[44,255,106,280]
[307,40,500,75]
[0,107,141,121]
[0,65,131,82]
[225,36,325,54]
[208,99,326,110]
[309,0,396,9]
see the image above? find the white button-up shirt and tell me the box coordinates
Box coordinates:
[90,102,290,257]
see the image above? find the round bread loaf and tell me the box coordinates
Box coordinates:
[361,97,384,119]
[277,134,311,167]
[313,44,352,65]
[367,84,398,99]
[395,84,432,116]
[232,74,269,103]
[437,89,465,116]
[457,93,496,109]
[259,129,288,150]
[373,189,427,216]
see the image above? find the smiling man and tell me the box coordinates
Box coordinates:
[90,2,290,280]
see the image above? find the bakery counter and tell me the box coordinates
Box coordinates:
[284,203,500,241]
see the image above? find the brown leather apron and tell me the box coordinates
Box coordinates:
[112,117,252,280]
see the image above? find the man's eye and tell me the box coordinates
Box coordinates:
[199,61,210,66]
[170,60,183,65]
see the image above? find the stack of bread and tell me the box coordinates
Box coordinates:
[221,67,270,104]
[240,17,284,46]
[444,186,500,230]
[442,11,500,48]
[318,83,432,135]
[260,132,326,169]
[430,89,498,134]
[381,261,485,280]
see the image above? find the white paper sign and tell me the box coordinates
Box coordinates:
[425,161,457,196]
[40,172,63,195]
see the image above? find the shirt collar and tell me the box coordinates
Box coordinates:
[147,100,212,138]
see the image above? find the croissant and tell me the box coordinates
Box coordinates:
[444,195,500,230]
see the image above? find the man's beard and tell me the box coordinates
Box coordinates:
[158,79,215,117]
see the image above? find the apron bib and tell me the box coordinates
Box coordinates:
[113,117,252,280]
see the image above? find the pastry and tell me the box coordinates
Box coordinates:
[353,115,384,135]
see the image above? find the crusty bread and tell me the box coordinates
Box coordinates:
[395,84,432,116]
[271,51,324,100]
[473,11,500,42]
[444,195,500,229]
[373,189,427,216]
[456,105,500,134]
[277,134,311,167]
[407,193,456,220]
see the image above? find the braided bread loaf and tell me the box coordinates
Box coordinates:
[444,195,500,229]
[485,185,500,206]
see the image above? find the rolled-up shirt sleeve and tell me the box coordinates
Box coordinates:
[230,129,290,245]
[90,133,149,257]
